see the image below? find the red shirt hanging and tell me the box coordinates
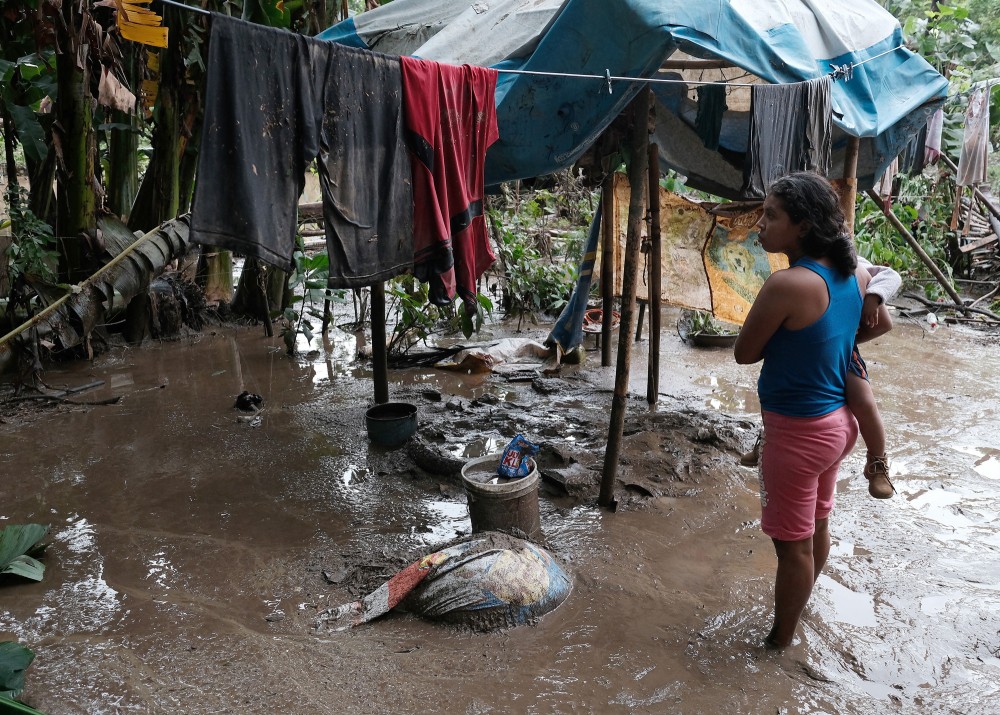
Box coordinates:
[401,57,499,308]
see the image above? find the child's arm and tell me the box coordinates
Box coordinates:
[857,301,892,343]
[858,257,901,329]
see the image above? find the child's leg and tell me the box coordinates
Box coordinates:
[845,372,886,458]
[846,369,895,498]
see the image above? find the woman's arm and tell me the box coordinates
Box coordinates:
[734,271,793,364]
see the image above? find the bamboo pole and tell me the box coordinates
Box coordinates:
[370,281,389,404]
[600,88,651,510]
[864,188,964,306]
[839,136,861,236]
[600,174,615,366]
[646,136,661,404]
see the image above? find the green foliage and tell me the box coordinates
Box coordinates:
[488,171,595,323]
[0,641,34,701]
[4,188,56,285]
[0,524,48,583]
[688,310,738,336]
[854,174,954,300]
[385,277,493,354]
[0,5,58,166]
[278,249,347,355]
[492,212,577,322]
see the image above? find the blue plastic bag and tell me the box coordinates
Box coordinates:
[497,434,540,479]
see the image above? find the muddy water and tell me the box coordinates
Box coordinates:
[1,313,999,714]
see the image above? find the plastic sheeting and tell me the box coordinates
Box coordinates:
[319,0,948,196]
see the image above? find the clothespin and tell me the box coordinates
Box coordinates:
[605,69,613,95]
[830,62,854,82]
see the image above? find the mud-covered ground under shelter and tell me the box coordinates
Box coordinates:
[2,307,1000,714]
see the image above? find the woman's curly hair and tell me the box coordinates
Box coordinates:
[768,172,857,276]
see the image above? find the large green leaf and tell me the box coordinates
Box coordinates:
[6,105,47,165]
[1,557,44,583]
[0,525,49,582]
[0,642,34,698]
[0,696,48,714]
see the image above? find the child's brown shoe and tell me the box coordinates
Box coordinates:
[864,454,895,499]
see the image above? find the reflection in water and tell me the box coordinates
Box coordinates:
[448,436,506,459]
[692,374,753,412]
[815,575,878,627]
[411,499,469,544]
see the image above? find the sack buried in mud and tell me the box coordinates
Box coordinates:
[498,434,540,479]
[326,532,572,630]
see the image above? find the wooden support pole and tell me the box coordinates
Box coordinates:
[600,175,616,367]
[646,136,662,405]
[839,136,861,236]
[864,188,964,306]
[370,281,389,404]
[600,88,651,510]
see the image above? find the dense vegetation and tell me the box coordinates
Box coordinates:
[1,0,999,365]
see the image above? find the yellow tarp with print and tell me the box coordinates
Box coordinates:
[606,174,787,326]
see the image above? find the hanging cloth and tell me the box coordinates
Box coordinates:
[899,124,927,176]
[191,15,320,270]
[742,77,832,199]
[956,87,990,187]
[401,57,499,308]
[924,107,944,165]
[875,157,899,210]
[546,202,601,352]
[191,14,412,285]
[315,39,413,287]
[695,84,728,151]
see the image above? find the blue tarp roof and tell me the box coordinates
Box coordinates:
[319,0,948,198]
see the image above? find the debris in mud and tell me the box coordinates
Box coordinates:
[315,532,572,632]
[406,435,466,479]
[531,376,570,394]
[234,391,264,412]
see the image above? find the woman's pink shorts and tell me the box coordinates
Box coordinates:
[759,406,858,542]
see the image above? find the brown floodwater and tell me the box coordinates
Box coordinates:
[1,309,998,714]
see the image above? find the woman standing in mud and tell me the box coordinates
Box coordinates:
[734,172,877,648]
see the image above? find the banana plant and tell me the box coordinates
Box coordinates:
[0,641,46,713]
[0,524,48,582]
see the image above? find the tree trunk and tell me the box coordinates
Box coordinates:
[108,45,141,221]
[232,257,270,323]
[55,1,97,283]
[26,149,56,226]
[266,266,292,313]
[197,248,234,306]
[129,7,186,233]
[108,109,140,221]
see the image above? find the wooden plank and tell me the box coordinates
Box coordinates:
[959,234,998,253]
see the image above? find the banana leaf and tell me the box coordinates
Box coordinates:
[0,642,34,700]
[0,697,48,714]
[22,215,192,354]
[0,525,49,582]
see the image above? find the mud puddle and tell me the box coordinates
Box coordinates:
[1,311,999,714]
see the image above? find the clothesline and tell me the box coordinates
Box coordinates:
[153,0,896,89]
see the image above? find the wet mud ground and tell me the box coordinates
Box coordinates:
[2,307,1000,714]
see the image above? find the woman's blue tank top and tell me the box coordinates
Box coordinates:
[757,257,862,417]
